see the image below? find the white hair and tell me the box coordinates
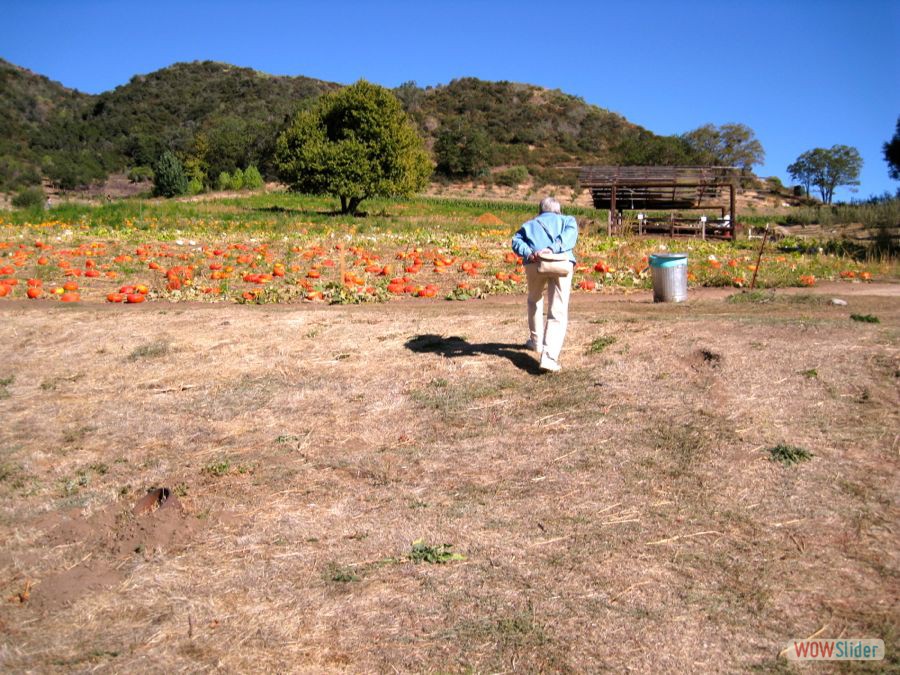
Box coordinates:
[539,197,561,214]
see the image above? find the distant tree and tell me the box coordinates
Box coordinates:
[434,119,492,178]
[243,165,264,190]
[11,187,46,210]
[787,145,862,204]
[42,150,107,190]
[216,171,232,191]
[494,165,529,187]
[681,123,765,169]
[615,132,698,166]
[680,124,720,164]
[193,115,269,184]
[394,81,424,113]
[275,80,431,215]
[787,153,815,197]
[125,133,166,168]
[884,116,900,180]
[186,177,204,195]
[152,151,188,198]
[231,168,245,190]
[127,165,154,184]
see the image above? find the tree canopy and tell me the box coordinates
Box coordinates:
[434,118,492,178]
[787,145,863,204]
[884,116,900,181]
[275,80,431,214]
[681,123,765,170]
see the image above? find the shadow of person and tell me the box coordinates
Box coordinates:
[404,334,542,375]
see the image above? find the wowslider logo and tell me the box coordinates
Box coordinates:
[785,639,884,661]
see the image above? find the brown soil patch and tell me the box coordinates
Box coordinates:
[28,491,198,611]
[0,288,897,671]
[475,212,505,226]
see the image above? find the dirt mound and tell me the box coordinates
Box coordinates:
[475,212,505,226]
[31,490,199,610]
[30,562,124,611]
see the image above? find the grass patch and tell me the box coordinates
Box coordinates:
[407,539,466,564]
[409,376,513,414]
[784,293,828,305]
[202,460,231,477]
[0,463,28,491]
[127,339,170,361]
[650,421,715,478]
[446,610,552,662]
[726,290,775,304]
[799,368,818,378]
[586,336,617,354]
[62,425,96,445]
[768,444,813,466]
[0,375,13,399]
[40,373,85,390]
[325,562,360,583]
[850,314,880,324]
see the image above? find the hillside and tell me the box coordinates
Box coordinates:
[77,61,340,176]
[398,78,688,186]
[0,59,90,191]
[1,60,339,191]
[1,60,704,193]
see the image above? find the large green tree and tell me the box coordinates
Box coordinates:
[275,80,431,215]
[884,116,900,181]
[681,123,765,170]
[788,145,863,204]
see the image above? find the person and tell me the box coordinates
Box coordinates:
[511,197,578,372]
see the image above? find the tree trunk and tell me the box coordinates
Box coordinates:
[340,196,349,213]
[348,197,363,216]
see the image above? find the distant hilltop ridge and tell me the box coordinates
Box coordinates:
[0,58,741,193]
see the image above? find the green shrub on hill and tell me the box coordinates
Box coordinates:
[128,166,154,183]
[495,165,529,187]
[231,168,245,190]
[434,119,492,178]
[153,151,188,198]
[243,165,264,190]
[187,177,204,195]
[11,186,45,209]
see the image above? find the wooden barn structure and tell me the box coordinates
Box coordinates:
[579,166,742,239]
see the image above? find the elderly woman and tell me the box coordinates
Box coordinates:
[511,197,578,372]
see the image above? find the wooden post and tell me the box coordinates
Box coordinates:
[609,186,617,236]
[729,183,736,230]
[749,225,770,290]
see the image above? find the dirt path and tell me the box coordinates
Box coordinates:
[1,287,897,671]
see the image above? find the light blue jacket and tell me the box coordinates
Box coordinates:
[511,212,578,263]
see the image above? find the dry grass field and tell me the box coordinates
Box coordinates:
[1,284,898,672]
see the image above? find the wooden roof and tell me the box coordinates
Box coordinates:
[579,166,740,210]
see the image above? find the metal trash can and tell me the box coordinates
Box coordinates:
[649,253,688,302]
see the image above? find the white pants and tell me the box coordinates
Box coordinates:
[525,263,572,362]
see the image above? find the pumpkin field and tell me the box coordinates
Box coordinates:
[0,193,898,671]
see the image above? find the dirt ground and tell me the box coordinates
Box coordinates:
[1,285,897,672]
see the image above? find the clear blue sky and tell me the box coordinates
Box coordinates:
[3,0,898,200]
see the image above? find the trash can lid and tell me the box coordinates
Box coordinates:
[649,253,688,267]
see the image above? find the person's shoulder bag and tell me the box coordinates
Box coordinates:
[535,216,572,277]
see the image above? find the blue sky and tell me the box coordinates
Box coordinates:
[3,0,898,200]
